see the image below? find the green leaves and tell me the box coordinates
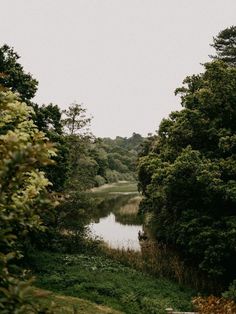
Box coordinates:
[0,91,56,312]
[138,34,236,285]
[210,26,236,66]
[0,45,38,102]
[62,103,91,136]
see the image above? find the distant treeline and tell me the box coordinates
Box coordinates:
[87,133,144,187]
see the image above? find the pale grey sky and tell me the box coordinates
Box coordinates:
[1,1,236,137]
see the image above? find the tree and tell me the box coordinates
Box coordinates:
[0,45,38,101]
[210,26,236,66]
[33,103,69,191]
[33,103,63,135]
[62,102,91,135]
[0,91,56,312]
[138,60,236,287]
[0,45,69,191]
[60,102,93,191]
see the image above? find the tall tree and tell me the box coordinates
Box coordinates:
[33,103,63,135]
[62,102,91,135]
[210,25,236,66]
[61,102,92,190]
[138,60,236,287]
[33,103,69,191]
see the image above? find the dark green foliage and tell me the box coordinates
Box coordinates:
[0,45,38,101]
[211,26,236,66]
[41,192,96,253]
[92,133,144,185]
[64,132,144,191]
[33,103,63,135]
[33,103,69,192]
[138,60,236,287]
[65,134,95,190]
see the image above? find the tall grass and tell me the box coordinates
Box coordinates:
[100,240,220,293]
[118,196,142,215]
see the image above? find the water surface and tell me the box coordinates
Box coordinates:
[90,213,142,251]
[88,182,143,251]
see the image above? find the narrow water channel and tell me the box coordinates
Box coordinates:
[88,182,143,251]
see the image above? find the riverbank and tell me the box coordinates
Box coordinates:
[30,250,195,314]
[30,181,196,313]
[91,181,139,194]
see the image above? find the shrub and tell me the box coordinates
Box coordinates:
[0,91,56,312]
[94,175,106,187]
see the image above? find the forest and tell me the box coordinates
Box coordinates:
[0,26,236,314]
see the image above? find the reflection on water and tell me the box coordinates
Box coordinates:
[89,213,142,251]
[88,186,143,251]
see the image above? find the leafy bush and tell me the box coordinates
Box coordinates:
[0,91,56,312]
[94,175,106,187]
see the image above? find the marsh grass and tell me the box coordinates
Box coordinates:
[100,240,219,293]
[114,195,143,225]
[118,196,142,215]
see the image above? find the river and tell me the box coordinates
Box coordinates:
[88,181,143,251]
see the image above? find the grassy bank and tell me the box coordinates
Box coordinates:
[100,242,214,293]
[91,181,138,194]
[31,251,194,314]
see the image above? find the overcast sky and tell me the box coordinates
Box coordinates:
[1,1,236,137]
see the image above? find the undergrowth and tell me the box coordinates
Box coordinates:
[30,250,194,314]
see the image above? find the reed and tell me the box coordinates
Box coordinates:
[100,240,219,293]
[118,196,142,215]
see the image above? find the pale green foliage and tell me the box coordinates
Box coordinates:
[0,92,56,239]
[0,91,56,313]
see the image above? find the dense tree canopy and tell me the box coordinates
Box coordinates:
[138,60,236,284]
[90,133,144,187]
